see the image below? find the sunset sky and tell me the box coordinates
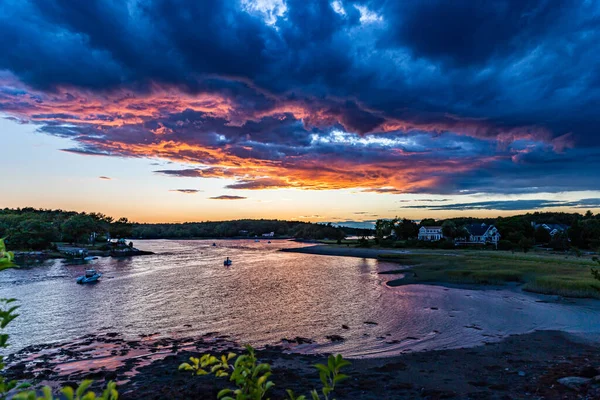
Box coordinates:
[1,0,600,225]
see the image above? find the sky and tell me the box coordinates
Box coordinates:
[1,0,600,225]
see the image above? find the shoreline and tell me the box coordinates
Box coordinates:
[280,244,408,259]
[282,244,600,299]
[12,249,154,264]
[4,330,599,399]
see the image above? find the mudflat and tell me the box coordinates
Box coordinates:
[4,330,600,399]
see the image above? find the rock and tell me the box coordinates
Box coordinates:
[364,321,378,325]
[281,336,314,344]
[325,335,345,342]
[557,376,591,391]
[342,324,349,329]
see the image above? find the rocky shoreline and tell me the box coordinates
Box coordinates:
[4,330,600,399]
[12,248,154,263]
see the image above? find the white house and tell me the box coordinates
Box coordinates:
[418,226,444,241]
[532,223,569,237]
[262,231,275,237]
[457,223,500,245]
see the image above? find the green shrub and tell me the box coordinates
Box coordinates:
[180,346,350,400]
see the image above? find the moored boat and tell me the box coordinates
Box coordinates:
[224,257,232,266]
[76,269,102,284]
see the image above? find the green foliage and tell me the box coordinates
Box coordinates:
[181,345,274,400]
[181,346,350,400]
[61,215,99,244]
[393,219,418,240]
[1,298,20,399]
[12,381,118,400]
[179,353,236,378]
[108,218,132,239]
[0,238,15,269]
[0,208,132,250]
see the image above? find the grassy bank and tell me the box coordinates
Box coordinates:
[379,250,600,299]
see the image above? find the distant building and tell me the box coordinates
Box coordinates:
[531,223,569,237]
[457,223,500,245]
[262,232,275,237]
[418,226,444,241]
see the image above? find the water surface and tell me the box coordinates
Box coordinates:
[1,239,599,357]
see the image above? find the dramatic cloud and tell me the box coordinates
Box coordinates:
[209,195,247,200]
[404,199,600,211]
[0,0,599,198]
[169,189,202,194]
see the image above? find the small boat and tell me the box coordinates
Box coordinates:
[254,239,260,242]
[224,257,232,266]
[212,243,217,247]
[76,269,102,284]
[267,241,271,244]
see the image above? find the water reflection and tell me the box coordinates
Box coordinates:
[1,239,599,357]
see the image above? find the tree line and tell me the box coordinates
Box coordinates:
[0,208,366,250]
[0,208,133,250]
[131,220,361,241]
[374,211,600,251]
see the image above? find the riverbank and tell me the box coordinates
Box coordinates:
[4,330,600,399]
[282,245,600,299]
[12,248,154,264]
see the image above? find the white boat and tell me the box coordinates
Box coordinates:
[76,269,102,284]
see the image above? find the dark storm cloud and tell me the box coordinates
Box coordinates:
[404,198,600,211]
[382,0,568,67]
[0,0,599,197]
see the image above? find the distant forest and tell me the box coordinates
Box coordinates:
[131,220,368,240]
[2,207,599,251]
[0,208,367,250]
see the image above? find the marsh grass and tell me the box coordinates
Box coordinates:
[380,250,600,298]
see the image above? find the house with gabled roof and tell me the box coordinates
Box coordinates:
[456,223,500,245]
[531,223,569,237]
[418,226,444,241]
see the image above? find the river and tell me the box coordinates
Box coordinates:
[1,239,599,357]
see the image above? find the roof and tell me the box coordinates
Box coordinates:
[465,223,493,236]
[420,226,442,230]
[544,223,569,231]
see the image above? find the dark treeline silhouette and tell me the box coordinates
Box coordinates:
[132,220,366,240]
[0,208,368,250]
